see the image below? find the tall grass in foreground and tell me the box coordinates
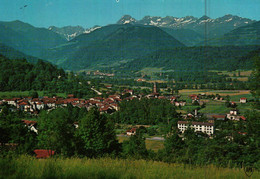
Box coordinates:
[1,155,259,179]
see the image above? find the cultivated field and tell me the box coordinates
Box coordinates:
[117,136,164,151]
[177,89,255,114]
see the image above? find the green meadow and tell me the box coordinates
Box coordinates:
[1,156,259,179]
[0,91,67,99]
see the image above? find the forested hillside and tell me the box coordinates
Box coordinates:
[0,55,65,91]
[0,20,66,58]
[205,21,260,46]
[118,46,260,72]
[44,24,185,70]
[0,43,39,63]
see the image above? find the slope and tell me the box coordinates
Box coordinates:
[0,20,66,58]
[118,46,260,72]
[0,43,39,63]
[45,24,185,70]
[205,21,260,46]
[160,27,204,46]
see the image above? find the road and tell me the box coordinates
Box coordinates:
[117,134,165,141]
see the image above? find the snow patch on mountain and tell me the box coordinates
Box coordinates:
[84,26,101,34]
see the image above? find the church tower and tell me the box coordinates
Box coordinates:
[153,82,157,93]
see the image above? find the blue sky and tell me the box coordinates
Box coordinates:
[0,0,260,28]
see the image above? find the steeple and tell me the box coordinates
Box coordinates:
[153,82,157,93]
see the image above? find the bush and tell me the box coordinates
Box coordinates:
[147,127,157,136]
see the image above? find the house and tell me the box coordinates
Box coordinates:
[67,94,75,98]
[105,85,112,89]
[123,89,133,95]
[230,101,237,107]
[73,122,79,129]
[110,103,119,111]
[3,98,19,106]
[240,116,246,121]
[34,149,55,159]
[34,101,44,110]
[22,120,38,134]
[174,101,186,107]
[240,98,247,103]
[99,105,115,114]
[158,96,166,99]
[226,110,245,121]
[126,128,137,136]
[90,97,103,102]
[212,115,226,120]
[226,114,240,121]
[137,78,146,82]
[170,96,177,102]
[18,101,32,112]
[146,93,160,99]
[238,132,247,135]
[189,94,199,99]
[229,109,238,115]
[177,121,214,136]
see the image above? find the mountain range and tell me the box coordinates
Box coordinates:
[117,14,255,39]
[0,14,259,72]
[47,14,255,43]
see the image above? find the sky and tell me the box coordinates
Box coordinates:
[0,0,260,28]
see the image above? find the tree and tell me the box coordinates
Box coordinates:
[122,132,148,158]
[250,56,260,100]
[29,91,39,98]
[0,105,37,154]
[76,108,120,157]
[37,108,76,156]
[164,129,184,155]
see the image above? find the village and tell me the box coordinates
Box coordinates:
[0,82,250,138]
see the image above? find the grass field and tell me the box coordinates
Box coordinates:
[177,90,255,114]
[209,70,252,77]
[0,91,67,99]
[179,89,253,101]
[117,136,164,151]
[199,103,230,114]
[1,156,259,179]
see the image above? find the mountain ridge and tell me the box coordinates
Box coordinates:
[0,20,66,58]
[45,14,256,43]
[205,20,260,46]
[44,24,185,70]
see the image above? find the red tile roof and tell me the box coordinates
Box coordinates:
[240,116,246,121]
[22,120,37,126]
[19,101,29,105]
[34,149,55,159]
[212,115,226,119]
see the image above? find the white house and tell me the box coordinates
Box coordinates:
[230,109,238,115]
[177,121,214,135]
[22,120,38,134]
[240,98,247,103]
[4,98,19,106]
[175,101,186,107]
